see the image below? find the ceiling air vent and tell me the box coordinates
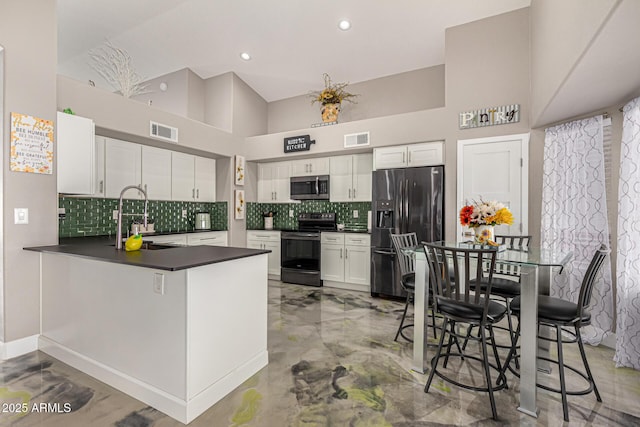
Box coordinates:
[344,131,370,149]
[150,121,178,143]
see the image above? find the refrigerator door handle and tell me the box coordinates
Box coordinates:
[373,248,395,256]
[404,179,409,234]
[395,179,402,234]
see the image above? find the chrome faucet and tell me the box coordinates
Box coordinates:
[115,185,148,250]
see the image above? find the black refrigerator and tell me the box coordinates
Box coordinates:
[370,165,444,299]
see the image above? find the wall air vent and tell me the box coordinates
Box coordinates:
[344,131,370,149]
[150,121,178,143]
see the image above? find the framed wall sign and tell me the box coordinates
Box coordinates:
[284,135,315,153]
[10,112,54,174]
[235,189,245,220]
[235,155,245,186]
[459,104,520,129]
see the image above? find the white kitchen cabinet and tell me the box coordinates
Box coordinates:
[246,230,281,277]
[187,231,228,247]
[290,157,330,177]
[105,138,142,199]
[320,233,345,282]
[57,112,97,195]
[321,233,371,291]
[344,234,371,286]
[141,146,172,201]
[329,153,373,202]
[171,152,216,202]
[373,141,443,170]
[257,162,290,202]
[148,234,188,246]
[195,156,216,202]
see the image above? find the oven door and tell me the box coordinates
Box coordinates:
[281,231,322,286]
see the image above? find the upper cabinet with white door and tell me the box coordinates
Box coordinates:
[290,157,330,177]
[57,112,98,195]
[373,141,444,170]
[257,161,291,202]
[105,137,142,199]
[171,152,216,202]
[141,146,172,200]
[329,153,373,202]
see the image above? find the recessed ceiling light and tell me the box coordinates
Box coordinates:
[240,52,251,61]
[338,20,351,31]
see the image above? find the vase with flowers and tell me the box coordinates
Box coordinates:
[459,200,514,244]
[309,73,358,123]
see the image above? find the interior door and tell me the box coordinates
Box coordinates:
[458,134,529,239]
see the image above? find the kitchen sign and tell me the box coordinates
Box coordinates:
[10,112,54,174]
[459,104,520,129]
[284,135,315,153]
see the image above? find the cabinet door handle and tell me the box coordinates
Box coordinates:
[196,189,200,199]
[345,248,348,259]
[192,188,195,198]
[403,152,406,163]
[99,180,104,193]
[340,248,343,259]
[348,188,351,198]
[309,163,312,172]
[353,188,356,199]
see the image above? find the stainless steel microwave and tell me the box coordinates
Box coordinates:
[290,175,330,200]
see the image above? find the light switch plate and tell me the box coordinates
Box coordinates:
[113,210,119,220]
[353,210,359,218]
[153,273,165,295]
[182,209,187,218]
[14,208,29,225]
[289,210,294,218]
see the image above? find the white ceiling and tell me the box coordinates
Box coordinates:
[57,0,530,102]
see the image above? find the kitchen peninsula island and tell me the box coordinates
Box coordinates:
[25,241,270,424]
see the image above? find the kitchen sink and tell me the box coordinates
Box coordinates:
[110,242,178,250]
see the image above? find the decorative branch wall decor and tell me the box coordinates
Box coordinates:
[89,40,151,98]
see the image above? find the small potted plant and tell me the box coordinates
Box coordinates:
[309,73,358,123]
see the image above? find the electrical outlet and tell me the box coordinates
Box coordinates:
[182,209,187,219]
[14,208,29,225]
[153,273,165,295]
[113,210,119,220]
[353,210,359,218]
[58,208,66,220]
[289,210,294,218]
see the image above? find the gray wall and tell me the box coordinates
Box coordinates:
[204,72,233,132]
[267,66,446,134]
[187,69,205,122]
[231,73,268,137]
[132,68,190,118]
[1,0,58,342]
[529,0,618,127]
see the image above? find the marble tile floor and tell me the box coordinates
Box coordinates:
[1,280,639,426]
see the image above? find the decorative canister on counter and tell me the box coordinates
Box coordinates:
[263,211,276,230]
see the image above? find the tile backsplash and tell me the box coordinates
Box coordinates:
[247,201,371,230]
[59,196,227,238]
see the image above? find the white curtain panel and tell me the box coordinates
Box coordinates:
[541,115,614,345]
[615,96,640,369]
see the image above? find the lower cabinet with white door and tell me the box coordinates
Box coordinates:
[321,232,371,292]
[246,230,281,279]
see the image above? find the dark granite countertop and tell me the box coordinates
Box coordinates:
[25,241,269,272]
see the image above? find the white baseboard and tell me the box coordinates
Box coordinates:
[39,336,268,424]
[0,334,39,360]
[323,280,370,293]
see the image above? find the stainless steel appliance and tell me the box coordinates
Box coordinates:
[290,175,330,200]
[195,212,211,230]
[371,166,444,299]
[281,212,336,286]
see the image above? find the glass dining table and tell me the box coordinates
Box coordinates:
[403,242,573,418]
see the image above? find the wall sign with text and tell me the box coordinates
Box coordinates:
[459,104,520,129]
[284,135,315,153]
[10,112,54,174]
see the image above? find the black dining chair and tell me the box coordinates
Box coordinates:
[423,242,508,420]
[504,244,608,422]
[465,235,532,363]
[390,233,437,342]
